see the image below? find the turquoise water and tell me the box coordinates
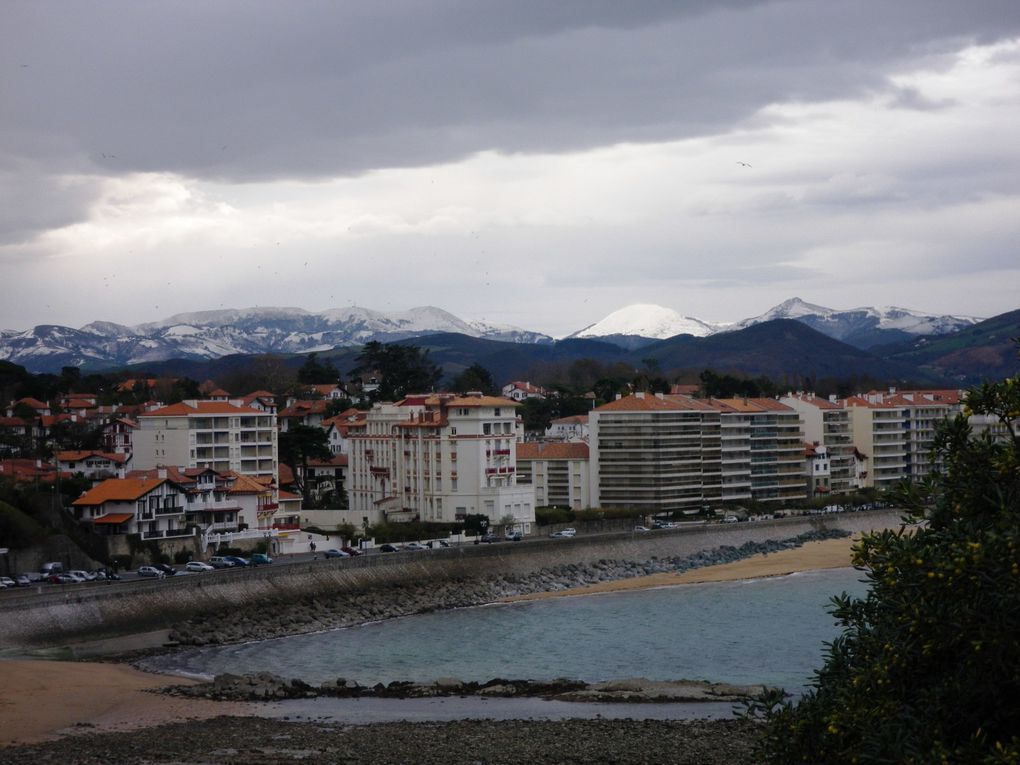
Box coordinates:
[142,567,867,691]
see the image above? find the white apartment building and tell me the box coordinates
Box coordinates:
[347,394,535,531]
[589,393,723,514]
[544,415,589,442]
[845,396,909,490]
[780,393,857,495]
[805,442,831,498]
[516,442,591,510]
[134,400,278,480]
[712,398,806,504]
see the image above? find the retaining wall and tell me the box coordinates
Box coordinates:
[0,510,905,649]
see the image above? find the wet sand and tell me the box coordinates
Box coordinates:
[0,660,252,746]
[504,536,859,603]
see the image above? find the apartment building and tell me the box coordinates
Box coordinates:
[589,392,722,514]
[884,391,956,481]
[844,396,909,490]
[347,393,535,530]
[517,442,591,510]
[134,400,278,480]
[712,398,806,504]
[780,393,856,494]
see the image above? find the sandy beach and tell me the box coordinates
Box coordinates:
[0,536,858,746]
[504,535,858,602]
[0,660,252,747]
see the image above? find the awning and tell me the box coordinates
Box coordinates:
[92,513,134,524]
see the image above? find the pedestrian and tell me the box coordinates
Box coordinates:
[310,541,317,560]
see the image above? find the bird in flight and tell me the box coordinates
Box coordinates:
[737,161,752,168]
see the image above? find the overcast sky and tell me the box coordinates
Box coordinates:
[2,1,1019,337]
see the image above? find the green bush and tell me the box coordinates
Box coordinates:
[535,506,574,526]
[0,499,48,547]
[749,374,1020,764]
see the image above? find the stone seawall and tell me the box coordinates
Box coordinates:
[0,510,905,649]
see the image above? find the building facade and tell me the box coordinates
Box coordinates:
[516,442,591,510]
[347,394,535,531]
[134,400,278,480]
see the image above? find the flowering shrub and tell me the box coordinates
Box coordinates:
[749,371,1020,764]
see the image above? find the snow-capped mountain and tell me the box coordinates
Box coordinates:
[0,306,552,373]
[730,298,982,348]
[0,298,984,373]
[569,304,720,341]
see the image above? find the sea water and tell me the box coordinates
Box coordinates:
[142,567,867,693]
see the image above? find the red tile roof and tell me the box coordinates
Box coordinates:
[517,442,589,460]
[72,478,167,505]
[595,394,714,412]
[57,450,130,464]
[140,401,265,417]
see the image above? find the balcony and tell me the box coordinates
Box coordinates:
[154,504,185,516]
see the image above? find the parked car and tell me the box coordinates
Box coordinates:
[722,515,739,523]
[402,542,427,551]
[550,528,576,538]
[0,577,15,589]
[153,564,177,576]
[185,561,215,572]
[54,573,85,584]
[251,553,273,565]
[209,556,235,568]
[14,574,32,587]
[425,540,449,549]
[341,546,363,556]
[137,566,165,578]
[379,544,401,553]
[324,548,350,558]
[224,556,250,567]
[68,569,96,581]
[40,562,64,575]
[506,532,523,542]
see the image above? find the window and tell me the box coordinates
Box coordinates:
[494,408,501,416]
[483,423,491,435]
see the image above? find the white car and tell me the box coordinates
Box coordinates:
[402,542,428,551]
[136,566,165,578]
[69,570,95,581]
[0,577,15,588]
[633,525,650,532]
[185,561,215,572]
[550,528,577,538]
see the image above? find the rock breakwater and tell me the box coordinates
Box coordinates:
[168,529,850,647]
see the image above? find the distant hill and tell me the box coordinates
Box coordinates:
[881,309,1020,384]
[631,319,933,384]
[124,321,950,390]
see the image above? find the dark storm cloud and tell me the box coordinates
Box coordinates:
[3,0,1019,185]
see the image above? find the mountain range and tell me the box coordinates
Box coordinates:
[0,298,996,380]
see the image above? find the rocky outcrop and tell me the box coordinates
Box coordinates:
[163,672,763,704]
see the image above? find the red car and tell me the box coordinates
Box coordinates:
[341,546,363,557]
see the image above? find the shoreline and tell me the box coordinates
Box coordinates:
[0,536,859,746]
[502,535,858,602]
